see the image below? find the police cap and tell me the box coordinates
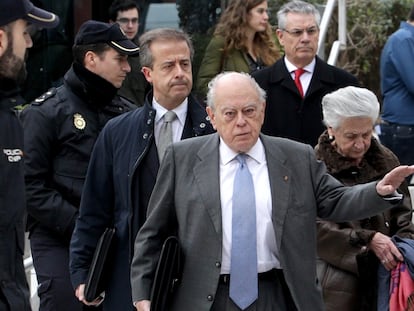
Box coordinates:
[74,20,139,56]
[0,0,59,28]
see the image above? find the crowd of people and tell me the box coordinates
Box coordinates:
[1,0,414,311]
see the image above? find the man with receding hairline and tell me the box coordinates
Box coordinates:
[131,71,414,311]
[253,0,359,147]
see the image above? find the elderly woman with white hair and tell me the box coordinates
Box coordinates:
[315,86,414,311]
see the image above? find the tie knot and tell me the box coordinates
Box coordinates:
[163,110,176,123]
[236,154,247,167]
[294,68,305,78]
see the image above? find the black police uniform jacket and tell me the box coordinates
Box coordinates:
[0,80,31,310]
[21,63,136,243]
[69,91,214,310]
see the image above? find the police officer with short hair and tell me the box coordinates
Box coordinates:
[21,20,138,311]
[0,0,59,310]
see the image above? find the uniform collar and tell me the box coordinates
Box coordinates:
[0,78,25,109]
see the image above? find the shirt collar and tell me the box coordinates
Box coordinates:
[219,137,265,166]
[284,56,316,74]
[153,97,188,126]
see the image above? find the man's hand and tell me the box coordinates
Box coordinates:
[75,284,104,306]
[135,299,151,311]
[376,165,414,196]
[369,232,403,271]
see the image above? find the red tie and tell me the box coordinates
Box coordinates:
[294,68,305,97]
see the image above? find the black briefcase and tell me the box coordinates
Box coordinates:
[150,236,182,311]
[84,227,116,302]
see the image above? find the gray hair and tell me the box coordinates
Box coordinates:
[322,86,380,130]
[206,71,266,110]
[277,0,321,29]
[139,28,194,68]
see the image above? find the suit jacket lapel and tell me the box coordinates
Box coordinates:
[261,135,292,250]
[270,59,300,97]
[306,56,331,98]
[192,134,293,247]
[193,133,222,237]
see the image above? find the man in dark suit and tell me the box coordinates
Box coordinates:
[130,71,414,311]
[69,28,214,310]
[252,0,359,147]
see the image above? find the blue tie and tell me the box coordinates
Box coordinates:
[230,154,258,310]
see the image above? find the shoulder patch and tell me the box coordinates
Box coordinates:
[33,88,57,105]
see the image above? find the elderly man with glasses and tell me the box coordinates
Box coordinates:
[253,0,359,147]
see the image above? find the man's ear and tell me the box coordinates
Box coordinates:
[206,106,217,130]
[84,50,98,69]
[141,66,152,84]
[276,29,284,46]
[0,29,8,58]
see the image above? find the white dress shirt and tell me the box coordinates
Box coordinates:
[219,138,280,274]
[153,98,188,144]
[285,57,316,97]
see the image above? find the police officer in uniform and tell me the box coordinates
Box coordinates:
[0,0,59,310]
[69,28,215,310]
[21,21,138,311]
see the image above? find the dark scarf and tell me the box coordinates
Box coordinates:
[72,62,118,107]
[0,78,25,109]
[0,77,19,95]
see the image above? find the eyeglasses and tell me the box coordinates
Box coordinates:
[116,18,139,25]
[282,26,319,37]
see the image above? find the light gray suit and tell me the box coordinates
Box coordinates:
[131,133,397,310]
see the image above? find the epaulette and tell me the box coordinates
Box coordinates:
[33,88,57,105]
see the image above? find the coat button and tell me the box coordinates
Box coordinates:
[143,133,148,139]
[215,261,221,268]
[207,295,213,301]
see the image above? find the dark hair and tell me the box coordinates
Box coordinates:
[408,4,414,22]
[108,0,140,22]
[0,22,11,34]
[0,23,14,79]
[72,43,111,65]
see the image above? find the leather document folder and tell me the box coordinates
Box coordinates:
[84,227,116,302]
[150,236,181,311]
